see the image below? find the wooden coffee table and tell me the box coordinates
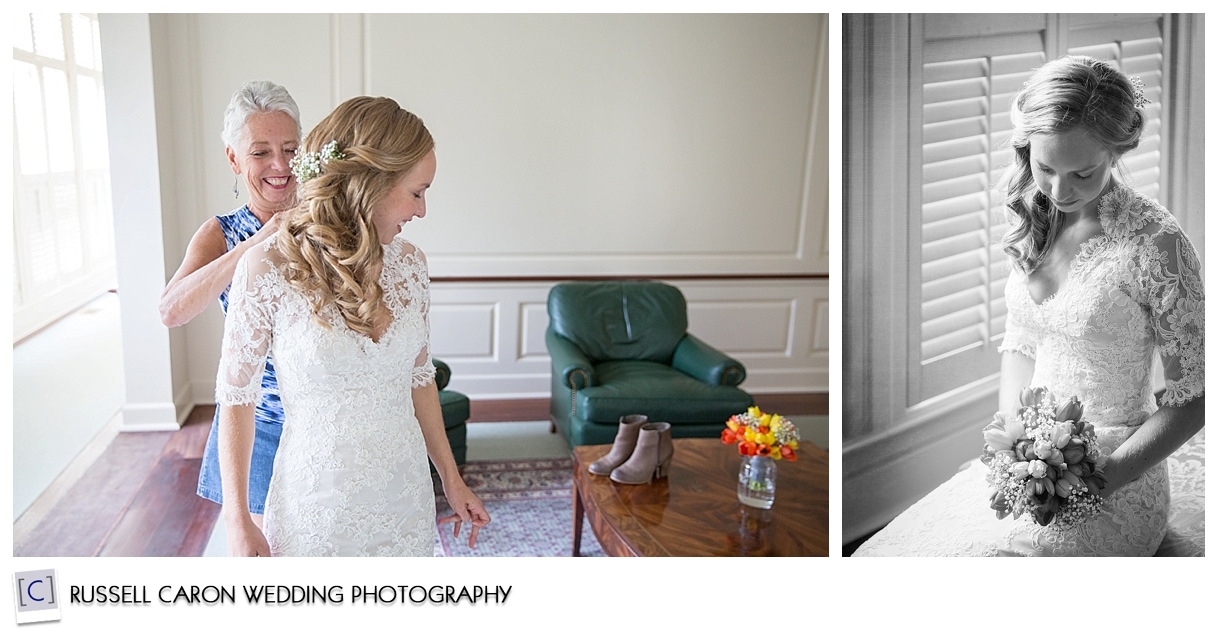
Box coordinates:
[571,437,829,556]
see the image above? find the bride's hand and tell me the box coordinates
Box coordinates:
[439,482,491,549]
[227,516,271,557]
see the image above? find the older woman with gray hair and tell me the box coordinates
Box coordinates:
[159,80,301,528]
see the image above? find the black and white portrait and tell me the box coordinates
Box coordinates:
[842,13,1205,556]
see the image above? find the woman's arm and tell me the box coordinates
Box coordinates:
[1099,223,1207,496]
[997,351,1036,414]
[213,247,276,556]
[159,214,282,328]
[412,382,490,547]
[1098,394,1204,499]
[218,403,270,556]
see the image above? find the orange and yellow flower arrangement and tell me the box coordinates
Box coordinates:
[721,406,800,461]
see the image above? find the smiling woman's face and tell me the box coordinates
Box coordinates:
[371,150,436,245]
[1028,127,1115,216]
[227,110,299,216]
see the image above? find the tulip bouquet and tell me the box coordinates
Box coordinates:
[721,407,800,461]
[981,386,1107,528]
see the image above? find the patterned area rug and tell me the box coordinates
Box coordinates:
[432,457,606,557]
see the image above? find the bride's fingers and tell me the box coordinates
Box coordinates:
[440,505,488,543]
[449,501,471,522]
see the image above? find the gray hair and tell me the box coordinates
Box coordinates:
[220,80,301,149]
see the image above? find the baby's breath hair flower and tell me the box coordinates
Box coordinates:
[1129,75,1150,109]
[290,140,347,183]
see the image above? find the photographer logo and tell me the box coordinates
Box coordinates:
[12,569,60,624]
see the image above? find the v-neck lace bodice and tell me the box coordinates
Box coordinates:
[216,234,437,556]
[1023,224,1107,307]
[1002,184,1204,436]
[855,183,1204,556]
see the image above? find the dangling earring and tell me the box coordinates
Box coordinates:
[233,177,239,199]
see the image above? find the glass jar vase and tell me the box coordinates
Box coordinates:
[737,455,778,509]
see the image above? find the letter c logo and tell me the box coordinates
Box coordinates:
[26,579,45,602]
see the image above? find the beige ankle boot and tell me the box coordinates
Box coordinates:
[610,422,674,484]
[588,415,649,475]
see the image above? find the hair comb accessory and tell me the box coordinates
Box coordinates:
[1129,75,1150,109]
[290,140,346,183]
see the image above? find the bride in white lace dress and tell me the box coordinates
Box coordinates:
[855,56,1204,556]
[216,97,489,556]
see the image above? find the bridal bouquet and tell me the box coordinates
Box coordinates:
[981,387,1107,528]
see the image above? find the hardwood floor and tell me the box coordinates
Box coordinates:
[14,406,219,557]
[13,393,826,557]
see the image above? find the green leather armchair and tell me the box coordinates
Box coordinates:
[546,281,754,446]
[433,359,468,467]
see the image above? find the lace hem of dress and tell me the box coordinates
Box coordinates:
[216,382,262,406]
[996,338,1035,360]
[411,362,436,388]
[1161,380,1204,408]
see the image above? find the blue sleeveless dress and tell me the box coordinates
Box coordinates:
[196,206,284,513]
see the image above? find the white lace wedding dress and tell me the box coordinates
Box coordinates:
[855,184,1204,556]
[216,234,437,556]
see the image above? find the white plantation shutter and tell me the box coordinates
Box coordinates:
[909,14,1169,403]
[12,13,115,341]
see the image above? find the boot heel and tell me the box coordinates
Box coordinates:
[655,457,672,479]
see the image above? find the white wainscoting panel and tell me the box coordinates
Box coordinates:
[429,279,827,400]
[685,300,794,355]
[429,302,498,359]
[519,302,553,360]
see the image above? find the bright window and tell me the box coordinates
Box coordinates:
[12,12,115,342]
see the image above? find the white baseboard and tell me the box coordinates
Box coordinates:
[119,402,182,432]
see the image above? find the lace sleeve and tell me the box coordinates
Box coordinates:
[412,319,436,389]
[1142,227,1204,407]
[215,248,277,406]
[407,245,435,389]
[997,272,1036,359]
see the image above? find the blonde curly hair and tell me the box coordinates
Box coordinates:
[277,96,434,337]
[999,55,1145,274]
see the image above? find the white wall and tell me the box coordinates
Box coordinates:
[116,13,828,416]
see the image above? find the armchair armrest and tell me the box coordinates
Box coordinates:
[672,334,747,387]
[432,359,451,391]
[546,327,594,389]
